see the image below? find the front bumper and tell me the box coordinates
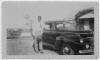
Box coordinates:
[79,49,93,54]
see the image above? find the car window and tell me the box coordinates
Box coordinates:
[56,24,64,30]
[56,22,76,31]
[44,24,50,30]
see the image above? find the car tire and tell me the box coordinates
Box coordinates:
[60,44,75,55]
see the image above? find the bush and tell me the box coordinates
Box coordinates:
[7,28,22,39]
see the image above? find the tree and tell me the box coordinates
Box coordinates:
[24,14,34,38]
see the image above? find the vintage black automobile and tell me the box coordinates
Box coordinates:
[42,21,93,55]
[42,8,94,55]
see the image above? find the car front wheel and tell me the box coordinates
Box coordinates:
[60,44,75,55]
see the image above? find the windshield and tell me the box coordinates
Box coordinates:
[44,24,51,30]
[56,22,76,31]
[44,22,76,31]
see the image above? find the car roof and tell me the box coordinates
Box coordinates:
[45,20,73,25]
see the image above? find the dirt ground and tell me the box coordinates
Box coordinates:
[7,37,58,55]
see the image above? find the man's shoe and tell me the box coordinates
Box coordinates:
[40,51,44,53]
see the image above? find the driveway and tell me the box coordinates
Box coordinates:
[7,37,58,55]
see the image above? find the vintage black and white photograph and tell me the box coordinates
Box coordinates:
[2,1,99,59]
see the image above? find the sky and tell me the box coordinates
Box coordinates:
[2,2,97,29]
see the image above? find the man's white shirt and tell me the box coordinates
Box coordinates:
[32,20,45,36]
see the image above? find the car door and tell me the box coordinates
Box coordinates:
[42,24,56,48]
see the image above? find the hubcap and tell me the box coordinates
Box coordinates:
[62,47,70,54]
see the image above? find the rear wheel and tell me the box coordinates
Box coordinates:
[60,44,75,55]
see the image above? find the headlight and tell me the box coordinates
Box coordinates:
[85,44,90,49]
[80,39,83,43]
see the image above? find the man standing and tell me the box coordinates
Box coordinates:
[32,16,45,53]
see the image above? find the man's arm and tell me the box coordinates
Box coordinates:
[41,21,45,30]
